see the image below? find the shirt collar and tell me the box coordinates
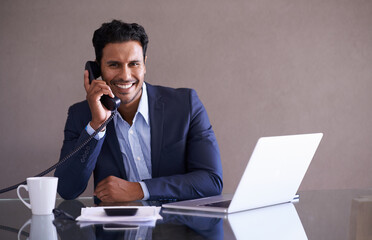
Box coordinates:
[137,82,150,125]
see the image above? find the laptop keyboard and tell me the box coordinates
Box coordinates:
[202,200,231,208]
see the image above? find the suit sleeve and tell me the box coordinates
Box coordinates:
[54,104,105,200]
[144,90,223,200]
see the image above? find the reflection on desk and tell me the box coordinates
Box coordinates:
[53,199,222,240]
[18,214,57,240]
[163,202,307,239]
[229,203,306,239]
[1,189,372,239]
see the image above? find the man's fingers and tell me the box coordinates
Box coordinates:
[94,181,107,194]
[87,82,112,105]
[84,72,115,109]
[99,87,113,97]
[85,70,110,95]
[93,83,115,99]
[94,176,143,202]
[108,88,115,98]
[94,176,113,195]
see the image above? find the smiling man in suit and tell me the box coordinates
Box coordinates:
[55,19,223,202]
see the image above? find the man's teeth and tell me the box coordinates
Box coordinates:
[116,83,133,89]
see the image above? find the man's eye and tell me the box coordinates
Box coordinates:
[109,63,119,67]
[129,62,139,67]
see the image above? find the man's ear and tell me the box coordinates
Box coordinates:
[144,56,147,74]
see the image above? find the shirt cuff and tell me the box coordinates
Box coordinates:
[85,122,106,140]
[139,181,150,200]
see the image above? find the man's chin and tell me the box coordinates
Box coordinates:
[117,89,142,106]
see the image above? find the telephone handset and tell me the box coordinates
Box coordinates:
[85,61,121,111]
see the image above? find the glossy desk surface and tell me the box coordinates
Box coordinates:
[1,189,372,239]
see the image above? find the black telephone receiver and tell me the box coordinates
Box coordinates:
[85,61,121,111]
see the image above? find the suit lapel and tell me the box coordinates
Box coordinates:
[105,119,127,179]
[147,83,164,178]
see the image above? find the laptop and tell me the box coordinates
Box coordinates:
[162,133,323,213]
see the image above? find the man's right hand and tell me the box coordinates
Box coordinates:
[83,70,115,130]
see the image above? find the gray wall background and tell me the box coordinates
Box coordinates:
[0,0,371,199]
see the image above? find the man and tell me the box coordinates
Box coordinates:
[55,20,223,202]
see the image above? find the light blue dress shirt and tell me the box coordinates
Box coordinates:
[86,83,152,200]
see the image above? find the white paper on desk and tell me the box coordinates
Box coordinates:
[76,206,162,225]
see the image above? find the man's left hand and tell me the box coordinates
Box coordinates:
[94,176,144,202]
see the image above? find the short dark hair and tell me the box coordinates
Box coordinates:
[92,20,149,64]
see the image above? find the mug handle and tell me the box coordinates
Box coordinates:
[17,185,31,209]
[17,218,31,240]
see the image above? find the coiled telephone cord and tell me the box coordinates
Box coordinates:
[0,111,116,194]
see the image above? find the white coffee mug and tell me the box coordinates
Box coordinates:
[17,177,58,215]
[17,214,57,240]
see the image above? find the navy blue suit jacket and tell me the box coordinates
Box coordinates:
[55,83,223,200]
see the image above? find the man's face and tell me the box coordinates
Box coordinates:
[100,41,146,106]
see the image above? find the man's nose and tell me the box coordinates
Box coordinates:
[118,66,131,80]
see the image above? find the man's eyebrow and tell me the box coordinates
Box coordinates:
[105,60,142,65]
[106,60,120,64]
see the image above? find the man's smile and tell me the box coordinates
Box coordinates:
[116,83,134,89]
[110,80,138,94]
